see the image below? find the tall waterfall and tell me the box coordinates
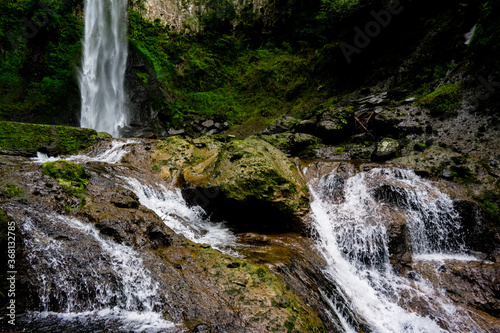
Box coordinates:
[79,0,129,138]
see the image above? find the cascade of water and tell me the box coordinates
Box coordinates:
[79,0,129,138]
[123,177,239,255]
[307,167,483,333]
[33,139,138,164]
[19,212,176,332]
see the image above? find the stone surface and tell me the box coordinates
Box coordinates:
[153,136,309,232]
[371,138,401,161]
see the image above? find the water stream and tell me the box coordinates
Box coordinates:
[305,166,484,332]
[79,0,129,137]
[13,141,492,332]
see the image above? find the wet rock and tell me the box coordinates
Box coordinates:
[147,226,172,248]
[192,323,211,333]
[110,191,140,209]
[387,213,412,274]
[371,138,401,161]
[318,174,345,203]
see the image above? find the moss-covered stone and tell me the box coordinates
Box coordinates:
[371,138,401,161]
[0,121,99,157]
[154,136,309,232]
[2,184,24,199]
[41,160,90,196]
[418,84,462,115]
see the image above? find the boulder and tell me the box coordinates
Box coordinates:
[371,138,401,161]
[0,121,99,157]
[153,136,309,232]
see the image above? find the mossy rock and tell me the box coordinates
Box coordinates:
[0,121,99,157]
[42,160,90,196]
[0,184,24,199]
[371,138,401,161]
[155,136,309,232]
[418,84,462,115]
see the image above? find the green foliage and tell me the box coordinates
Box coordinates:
[418,84,461,114]
[0,0,83,124]
[128,9,320,129]
[42,160,89,196]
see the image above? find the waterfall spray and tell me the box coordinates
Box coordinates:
[80,0,129,138]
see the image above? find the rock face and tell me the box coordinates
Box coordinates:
[153,136,309,232]
[138,0,296,33]
[0,121,100,157]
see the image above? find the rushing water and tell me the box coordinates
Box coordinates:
[306,166,483,333]
[79,0,129,137]
[123,177,239,255]
[17,211,176,332]
[14,141,492,332]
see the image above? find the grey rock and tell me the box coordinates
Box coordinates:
[168,128,186,136]
[202,120,215,128]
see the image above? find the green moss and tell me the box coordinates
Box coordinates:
[0,121,98,157]
[335,146,345,155]
[481,200,500,221]
[42,160,89,196]
[4,184,23,199]
[418,84,462,115]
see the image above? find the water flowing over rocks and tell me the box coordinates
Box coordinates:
[0,139,325,332]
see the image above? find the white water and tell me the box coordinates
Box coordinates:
[306,167,483,333]
[33,139,138,164]
[80,0,129,137]
[123,177,239,255]
[21,212,176,331]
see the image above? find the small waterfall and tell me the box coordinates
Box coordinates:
[307,166,483,333]
[79,0,129,138]
[123,177,239,255]
[18,211,176,332]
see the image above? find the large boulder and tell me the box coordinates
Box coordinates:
[0,121,100,157]
[153,136,309,232]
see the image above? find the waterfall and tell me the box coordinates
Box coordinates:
[306,166,484,333]
[123,177,239,255]
[18,211,176,332]
[79,0,129,138]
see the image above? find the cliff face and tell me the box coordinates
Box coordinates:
[137,0,295,33]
